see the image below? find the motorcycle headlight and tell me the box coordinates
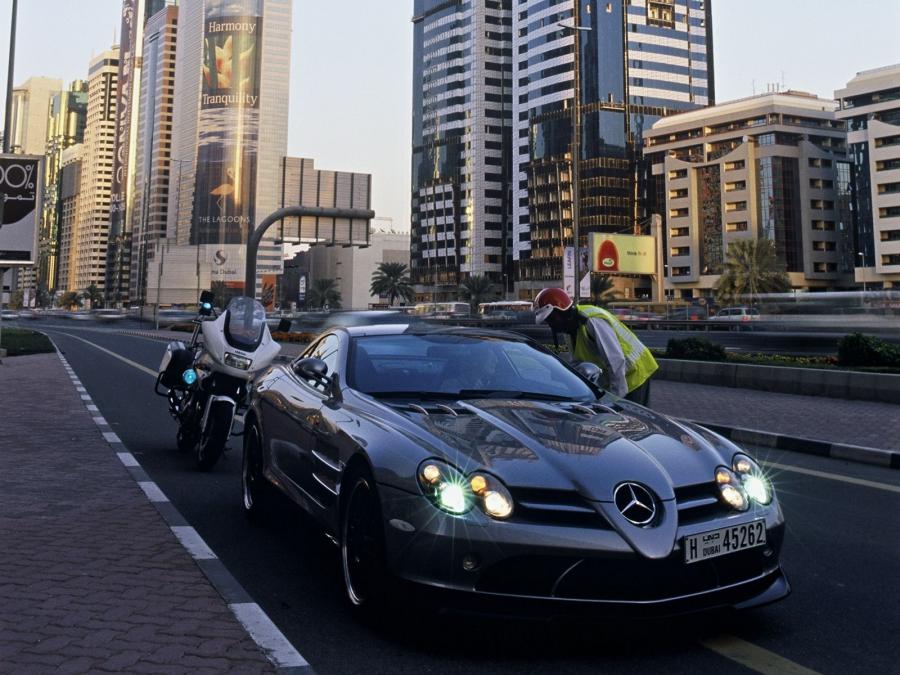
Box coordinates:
[225,352,252,370]
[733,453,772,505]
[417,461,514,519]
[714,466,749,512]
[182,369,198,385]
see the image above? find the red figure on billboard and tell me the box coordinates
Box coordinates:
[598,239,620,272]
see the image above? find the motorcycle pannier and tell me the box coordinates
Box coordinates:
[158,341,194,389]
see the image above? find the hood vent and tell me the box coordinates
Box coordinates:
[394,402,474,417]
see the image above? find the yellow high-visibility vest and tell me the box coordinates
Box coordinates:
[573,304,658,393]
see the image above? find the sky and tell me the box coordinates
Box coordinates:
[0,0,898,231]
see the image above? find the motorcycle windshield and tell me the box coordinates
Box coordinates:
[224,297,267,351]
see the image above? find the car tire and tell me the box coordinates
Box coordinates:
[242,421,273,521]
[341,468,394,618]
[196,402,231,471]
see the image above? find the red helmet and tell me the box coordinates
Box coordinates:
[533,287,573,323]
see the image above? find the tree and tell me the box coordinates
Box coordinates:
[58,291,83,310]
[370,262,415,306]
[8,290,24,309]
[589,274,621,306]
[458,275,496,312]
[307,278,342,310]
[83,284,104,309]
[715,239,790,307]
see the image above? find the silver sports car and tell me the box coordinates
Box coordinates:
[242,325,789,616]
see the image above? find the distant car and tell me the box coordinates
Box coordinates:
[711,307,760,323]
[242,325,789,617]
[91,309,126,322]
[1,310,19,320]
[668,306,709,321]
[322,310,416,330]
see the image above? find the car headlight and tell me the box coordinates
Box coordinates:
[714,466,749,511]
[733,453,772,505]
[417,461,514,519]
[224,352,252,370]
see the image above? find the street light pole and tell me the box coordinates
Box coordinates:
[3,0,18,154]
[559,11,589,304]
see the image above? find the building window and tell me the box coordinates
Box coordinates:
[724,160,745,171]
[725,222,748,233]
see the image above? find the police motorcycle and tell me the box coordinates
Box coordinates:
[156,292,281,471]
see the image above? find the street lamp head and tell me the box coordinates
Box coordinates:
[556,21,592,31]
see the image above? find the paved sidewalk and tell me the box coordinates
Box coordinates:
[653,380,900,451]
[0,353,274,673]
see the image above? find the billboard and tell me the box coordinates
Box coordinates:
[563,246,591,299]
[192,7,263,247]
[0,155,42,266]
[590,234,656,275]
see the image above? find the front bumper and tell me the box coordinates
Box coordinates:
[379,484,789,615]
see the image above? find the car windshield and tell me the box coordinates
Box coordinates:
[348,333,597,401]
[224,297,267,350]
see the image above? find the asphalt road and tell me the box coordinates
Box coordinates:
[10,316,900,356]
[41,326,900,674]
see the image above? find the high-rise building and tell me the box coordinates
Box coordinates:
[8,77,63,155]
[129,4,179,305]
[26,80,89,293]
[644,91,853,298]
[410,0,514,301]
[512,0,714,297]
[72,49,119,293]
[56,145,84,293]
[167,0,293,293]
[835,64,900,288]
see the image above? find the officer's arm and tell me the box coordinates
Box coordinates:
[586,318,628,396]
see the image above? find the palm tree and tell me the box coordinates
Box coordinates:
[370,262,415,306]
[715,239,790,307]
[83,283,104,309]
[307,278,342,310]
[58,291,83,310]
[589,274,621,306]
[458,275,496,312]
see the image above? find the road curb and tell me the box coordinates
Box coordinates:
[689,419,900,470]
[47,337,315,673]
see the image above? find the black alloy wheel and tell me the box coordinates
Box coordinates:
[341,473,389,611]
[242,422,271,520]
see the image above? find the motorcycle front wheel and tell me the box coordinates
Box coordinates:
[196,402,232,471]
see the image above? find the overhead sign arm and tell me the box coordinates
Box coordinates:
[244,205,375,299]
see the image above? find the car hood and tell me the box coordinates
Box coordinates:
[386,397,733,503]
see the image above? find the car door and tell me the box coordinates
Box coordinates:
[264,334,339,509]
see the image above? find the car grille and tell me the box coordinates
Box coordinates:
[674,481,731,525]
[476,546,777,602]
[509,488,613,529]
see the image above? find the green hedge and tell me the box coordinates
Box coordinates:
[664,337,728,362]
[1,329,55,356]
[837,333,900,368]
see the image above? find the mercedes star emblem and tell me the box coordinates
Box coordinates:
[614,482,657,526]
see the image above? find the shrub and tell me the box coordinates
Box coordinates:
[272,331,315,344]
[665,337,728,362]
[837,333,900,368]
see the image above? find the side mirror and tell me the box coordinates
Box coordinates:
[329,372,343,404]
[575,361,603,385]
[294,357,328,382]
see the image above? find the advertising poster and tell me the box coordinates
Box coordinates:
[590,234,656,275]
[260,274,276,311]
[563,246,591,298]
[0,155,42,266]
[192,5,263,247]
[297,273,307,304]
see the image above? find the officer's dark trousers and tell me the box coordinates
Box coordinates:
[625,378,652,407]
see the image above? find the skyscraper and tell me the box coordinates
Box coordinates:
[512,0,714,297]
[835,64,900,289]
[8,77,63,156]
[129,4,179,304]
[167,0,292,295]
[73,49,119,293]
[410,0,514,300]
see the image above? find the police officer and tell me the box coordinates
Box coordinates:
[533,287,658,405]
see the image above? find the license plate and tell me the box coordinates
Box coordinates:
[684,519,766,564]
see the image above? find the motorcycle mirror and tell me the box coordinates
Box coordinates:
[294,357,328,382]
[575,361,603,385]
